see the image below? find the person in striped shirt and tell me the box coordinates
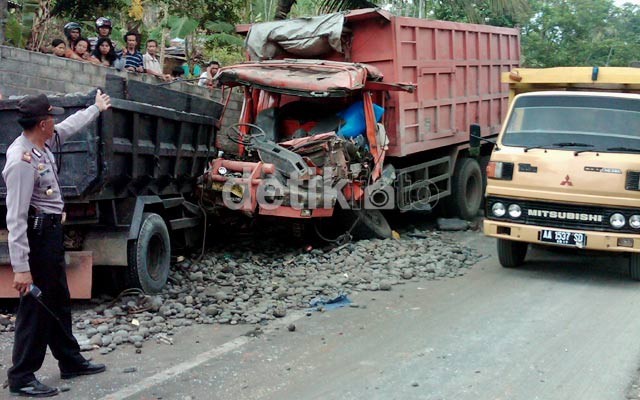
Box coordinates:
[119,31,144,73]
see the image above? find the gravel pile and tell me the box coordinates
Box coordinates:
[0,228,482,354]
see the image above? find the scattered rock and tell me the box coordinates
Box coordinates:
[436,218,470,231]
[273,305,287,318]
[287,324,296,332]
[123,367,137,373]
[401,269,415,280]
[0,225,481,358]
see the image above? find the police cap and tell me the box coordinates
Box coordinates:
[18,94,64,119]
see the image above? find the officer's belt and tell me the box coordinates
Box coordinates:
[27,213,62,230]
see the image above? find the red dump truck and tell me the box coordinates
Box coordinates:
[203,9,520,238]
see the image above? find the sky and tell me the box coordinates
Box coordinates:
[615,0,640,5]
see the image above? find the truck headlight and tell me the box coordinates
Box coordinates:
[610,213,626,229]
[508,204,522,218]
[492,202,506,217]
[630,215,640,229]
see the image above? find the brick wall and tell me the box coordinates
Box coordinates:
[0,45,243,152]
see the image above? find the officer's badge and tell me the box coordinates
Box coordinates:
[21,152,32,162]
[45,187,53,196]
[37,164,45,171]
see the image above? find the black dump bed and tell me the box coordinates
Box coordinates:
[0,75,222,203]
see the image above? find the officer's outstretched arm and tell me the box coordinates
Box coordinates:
[49,89,112,146]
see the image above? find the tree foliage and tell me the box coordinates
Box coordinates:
[273,0,529,25]
[521,0,640,67]
[427,0,531,26]
[165,0,242,27]
[8,0,640,70]
[51,0,127,21]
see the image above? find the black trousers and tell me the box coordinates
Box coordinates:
[7,218,86,387]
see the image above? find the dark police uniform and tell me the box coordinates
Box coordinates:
[3,97,101,392]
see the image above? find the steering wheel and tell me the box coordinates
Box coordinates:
[225,122,266,145]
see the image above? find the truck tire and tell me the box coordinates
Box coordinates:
[347,209,393,240]
[630,253,640,281]
[497,238,528,268]
[127,213,171,293]
[450,157,483,220]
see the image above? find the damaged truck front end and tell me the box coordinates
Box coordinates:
[199,59,413,236]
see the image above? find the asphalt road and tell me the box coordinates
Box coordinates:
[2,230,640,400]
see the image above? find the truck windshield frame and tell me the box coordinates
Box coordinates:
[502,95,640,152]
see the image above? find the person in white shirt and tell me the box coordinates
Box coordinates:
[198,60,221,88]
[143,40,172,82]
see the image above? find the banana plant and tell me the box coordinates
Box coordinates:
[4,0,53,51]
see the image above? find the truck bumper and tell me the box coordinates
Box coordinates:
[483,219,640,253]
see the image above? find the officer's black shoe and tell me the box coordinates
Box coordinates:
[9,379,59,397]
[60,361,106,379]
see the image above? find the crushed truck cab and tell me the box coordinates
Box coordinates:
[200,59,413,223]
[484,67,640,278]
[205,9,520,240]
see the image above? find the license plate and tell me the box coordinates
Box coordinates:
[538,229,587,247]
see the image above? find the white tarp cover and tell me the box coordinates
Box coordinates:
[245,13,345,61]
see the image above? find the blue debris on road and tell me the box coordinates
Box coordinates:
[309,294,352,311]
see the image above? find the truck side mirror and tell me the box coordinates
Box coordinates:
[469,124,481,149]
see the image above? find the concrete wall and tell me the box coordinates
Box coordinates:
[0,45,242,152]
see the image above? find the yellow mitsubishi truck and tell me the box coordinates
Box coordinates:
[482,67,640,279]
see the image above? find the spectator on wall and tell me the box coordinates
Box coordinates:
[119,31,144,73]
[89,17,118,52]
[51,39,67,58]
[63,22,82,53]
[90,37,119,67]
[181,59,202,79]
[66,38,94,62]
[198,60,221,88]
[171,66,185,81]
[142,39,172,81]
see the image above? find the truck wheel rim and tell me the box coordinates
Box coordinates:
[146,233,165,280]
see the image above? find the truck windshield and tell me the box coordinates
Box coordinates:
[502,95,640,152]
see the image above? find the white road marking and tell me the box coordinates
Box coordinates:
[97,312,304,400]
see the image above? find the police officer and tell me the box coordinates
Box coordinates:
[4,90,111,397]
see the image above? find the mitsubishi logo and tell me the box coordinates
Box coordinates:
[560,175,573,186]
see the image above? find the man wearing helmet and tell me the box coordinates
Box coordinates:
[63,22,81,51]
[63,22,85,61]
[89,17,118,53]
